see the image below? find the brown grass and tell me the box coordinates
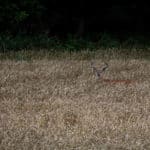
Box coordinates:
[0,51,150,149]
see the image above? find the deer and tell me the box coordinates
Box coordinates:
[90,61,135,85]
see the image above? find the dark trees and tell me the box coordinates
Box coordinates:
[0,0,150,37]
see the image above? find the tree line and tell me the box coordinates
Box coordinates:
[0,0,150,38]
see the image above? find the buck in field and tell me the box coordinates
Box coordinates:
[91,61,134,84]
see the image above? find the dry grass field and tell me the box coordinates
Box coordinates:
[0,51,150,149]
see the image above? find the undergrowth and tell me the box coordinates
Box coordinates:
[0,33,150,52]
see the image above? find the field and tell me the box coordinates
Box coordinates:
[0,50,150,149]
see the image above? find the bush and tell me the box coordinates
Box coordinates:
[0,33,150,52]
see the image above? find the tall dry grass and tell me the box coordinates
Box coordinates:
[0,51,150,149]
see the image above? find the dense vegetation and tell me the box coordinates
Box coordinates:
[0,1,150,51]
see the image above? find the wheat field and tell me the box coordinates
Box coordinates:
[0,52,150,149]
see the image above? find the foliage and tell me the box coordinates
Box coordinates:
[0,0,45,34]
[0,0,149,37]
[0,33,150,52]
[97,33,120,48]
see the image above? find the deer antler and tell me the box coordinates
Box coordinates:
[101,62,108,72]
